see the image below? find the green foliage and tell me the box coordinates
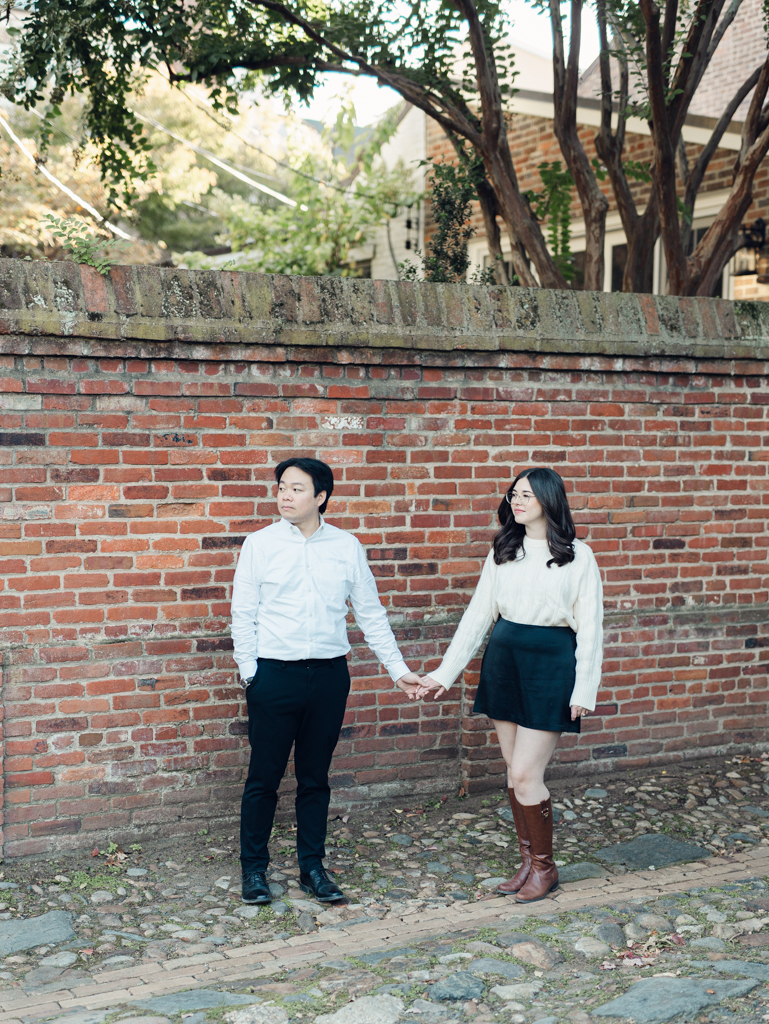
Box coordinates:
[1,1,514,202]
[400,161,476,283]
[622,160,652,184]
[43,215,129,274]
[184,101,419,277]
[61,870,119,893]
[526,161,575,282]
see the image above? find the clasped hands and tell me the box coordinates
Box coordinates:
[395,672,445,701]
[395,672,592,719]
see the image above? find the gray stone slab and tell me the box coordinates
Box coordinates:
[595,833,709,871]
[389,834,413,846]
[585,788,608,798]
[0,910,74,955]
[40,951,78,968]
[690,937,727,951]
[495,931,533,946]
[559,862,609,883]
[225,1009,287,1024]
[467,958,524,980]
[452,873,475,885]
[40,1013,110,1024]
[695,959,769,981]
[592,977,758,1023]
[428,972,484,1001]
[725,832,758,844]
[357,946,416,965]
[531,1018,558,1024]
[134,991,262,1013]
[374,984,412,996]
[23,966,64,987]
[743,805,769,818]
[595,922,625,947]
[314,995,403,1024]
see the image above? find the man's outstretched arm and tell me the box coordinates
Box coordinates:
[348,544,421,698]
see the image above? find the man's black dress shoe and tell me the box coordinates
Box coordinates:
[299,866,345,903]
[242,870,272,904]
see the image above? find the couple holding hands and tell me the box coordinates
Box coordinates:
[231,457,603,908]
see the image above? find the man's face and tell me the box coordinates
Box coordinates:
[277,466,325,524]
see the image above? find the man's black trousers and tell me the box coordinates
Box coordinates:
[240,656,350,873]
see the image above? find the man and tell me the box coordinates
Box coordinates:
[231,457,422,905]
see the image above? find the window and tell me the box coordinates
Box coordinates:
[611,244,628,292]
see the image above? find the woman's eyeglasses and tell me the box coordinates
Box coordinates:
[506,490,536,505]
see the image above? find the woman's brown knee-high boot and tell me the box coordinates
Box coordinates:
[514,797,559,903]
[497,788,531,894]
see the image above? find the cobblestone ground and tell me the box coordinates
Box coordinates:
[2,753,769,1023]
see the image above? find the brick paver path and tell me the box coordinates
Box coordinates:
[5,845,769,1024]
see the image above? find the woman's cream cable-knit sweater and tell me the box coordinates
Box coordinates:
[428,536,604,711]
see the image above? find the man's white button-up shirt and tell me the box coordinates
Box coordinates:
[230,516,410,684]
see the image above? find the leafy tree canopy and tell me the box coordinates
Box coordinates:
[3,0,769,294]
[183,99,420,276]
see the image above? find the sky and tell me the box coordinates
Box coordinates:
[298,0,601,125]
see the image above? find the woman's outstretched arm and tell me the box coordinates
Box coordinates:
[418,550,498,698]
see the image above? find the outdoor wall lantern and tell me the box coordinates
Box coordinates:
[736,217,769,282]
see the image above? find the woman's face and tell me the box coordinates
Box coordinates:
[509,476,545,528]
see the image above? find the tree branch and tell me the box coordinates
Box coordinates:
[549,0,607,290]
[595,5,638,253]
[693,107,769,294]
[641,0,687,290]
[707,0,744,64]
[660,0,679,69]
[740,54,769,160]
[244,0,485,149]
[685,62,762,211]
[669,0,726,139]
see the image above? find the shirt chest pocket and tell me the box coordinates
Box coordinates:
[303,554,356,603]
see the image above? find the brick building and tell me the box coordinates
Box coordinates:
[0,260,767,858]
[412,0,769,300]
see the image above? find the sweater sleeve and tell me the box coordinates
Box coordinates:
[428,550,498,691]
[568,546,604,711]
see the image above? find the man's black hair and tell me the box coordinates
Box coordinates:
[275,458,335,515]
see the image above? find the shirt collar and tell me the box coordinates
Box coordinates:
[279,513,325,540]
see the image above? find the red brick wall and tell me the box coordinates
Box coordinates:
[1,261,768,858]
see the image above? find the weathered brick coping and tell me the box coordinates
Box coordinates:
[1,259,767,360]
[1,847,766,1021]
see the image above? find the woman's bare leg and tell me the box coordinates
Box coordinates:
[492,721,560,805]
[494,719,518,786]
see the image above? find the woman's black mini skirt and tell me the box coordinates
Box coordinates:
[473,617,580,733]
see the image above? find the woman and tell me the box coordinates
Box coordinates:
[418,467,603,904]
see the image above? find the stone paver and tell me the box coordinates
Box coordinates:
[591,977,759,1023]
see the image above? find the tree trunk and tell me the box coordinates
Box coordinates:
[484,142,566,288]
[623,203,659,293]
[476,178,510,284]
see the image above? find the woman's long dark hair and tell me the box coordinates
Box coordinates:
[493,467,576,567]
